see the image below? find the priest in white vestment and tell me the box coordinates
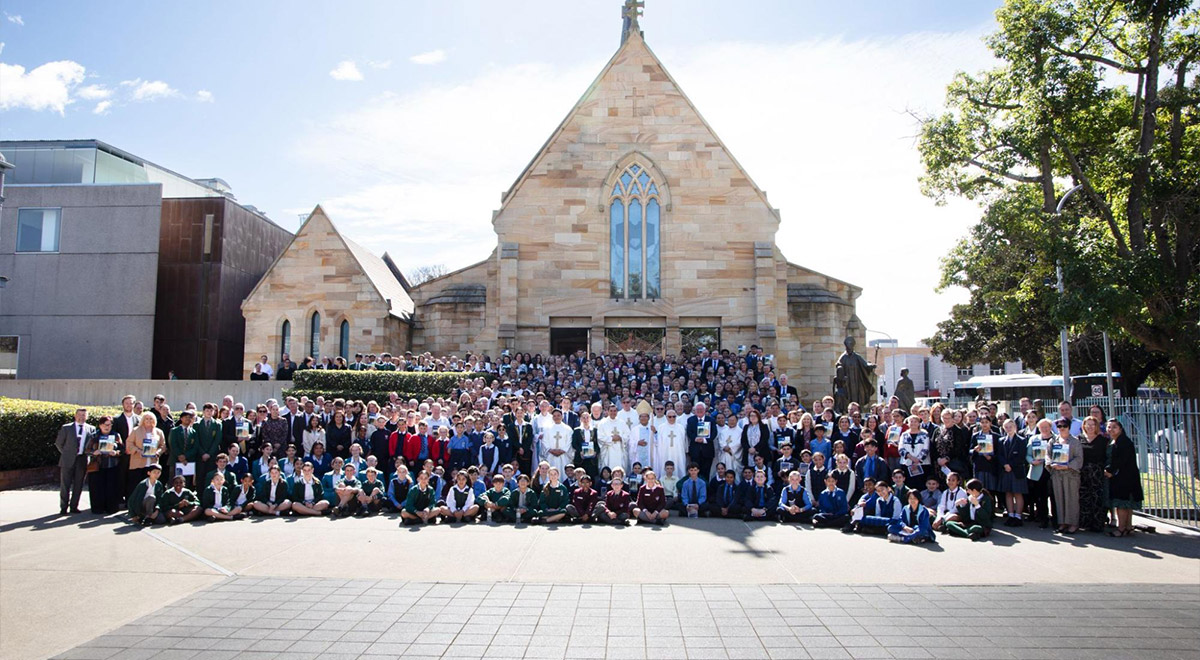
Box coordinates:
[596,406,627,474]
[540,409,574,474]
[653,409,689,477]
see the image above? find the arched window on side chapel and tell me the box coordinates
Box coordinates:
[609,163,661,299]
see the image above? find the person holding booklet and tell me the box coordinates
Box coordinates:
[970,416,999,493]
[1025,419,1054,528]
[1049,418,1084,534]
[126,412,166,496]
[86,416,124,515]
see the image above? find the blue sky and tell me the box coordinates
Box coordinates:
[1,1,1004,345]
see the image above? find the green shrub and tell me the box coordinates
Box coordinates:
[0,398,122,471]
[285,370,470,403]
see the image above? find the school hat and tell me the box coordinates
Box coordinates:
[146,463,163,472]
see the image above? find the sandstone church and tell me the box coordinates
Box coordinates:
[242,6,865,403]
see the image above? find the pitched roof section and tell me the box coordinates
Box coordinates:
[495,30,778,220]
[241,205,415,320]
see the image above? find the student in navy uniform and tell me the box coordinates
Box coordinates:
[709,469,743,519]
[386,465,413,513]
[970,415,1000,493]
[996,419,1028,527]
[812,473,850,528]
[776,470,815,524]
[890,469,914,505]
[849,481,903,535]
[741,469,776,522]
[677,463,709,517]
[829,454,857,503]
[853,440,887,501]
[447,421,472,470]
[307,442,332,478]
[804,452,830,497]
[772,441,798,486]
[478,432,502,475]
[888,489,937,544]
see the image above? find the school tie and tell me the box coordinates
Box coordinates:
[724,484,732,505]
[690,481,698,503]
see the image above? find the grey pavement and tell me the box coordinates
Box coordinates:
[52,579,1200,660]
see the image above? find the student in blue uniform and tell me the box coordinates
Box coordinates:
[386,464,412,512]
[804,451,830,496]
[808,424,832,465]
[853,440,888,500]
[849,481,902,535]
[709,469,742,518]
[776,470,814,524]
[772,442,798,486]
[447,422,473,470]
[477,432,501,475]
[741,470,776,522]
[812,473,849,528]
[888,489,936,544]
[678,463,709,517]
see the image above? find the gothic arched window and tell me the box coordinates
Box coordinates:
[609,163,661,299]
[339,320,350,360]
[280,319,291,359]
[309,311,321,358]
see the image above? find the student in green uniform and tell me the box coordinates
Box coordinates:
[200,472,243,521]
[204,454,237,497]
[167,410,198,488]
[401,470,439,525]
[291,462,329,516]
[194,403,223,492]
[252,465,293,516]
[231,473,257,513]
[128,463,166,525]
[478,474,510,523]
[944,478,995,540]
[503,474,541,524]
[160,475,202,525]
[332,463,363,517]
[537,466,571,524]
[357,467,386,516]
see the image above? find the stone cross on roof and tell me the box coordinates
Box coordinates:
[621,0,644,43]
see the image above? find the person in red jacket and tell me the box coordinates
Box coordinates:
[402,421,432,471]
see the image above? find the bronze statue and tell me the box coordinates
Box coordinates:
[894,367,916,415]
[833,336,875,413]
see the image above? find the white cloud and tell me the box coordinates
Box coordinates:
[409,49,447,65]
[0,60,86,114]
[196,89,214,102]
[329,60,363,81]
[4,12,23,26]
[92,100,112,115]
[367,60,392,70]
[76,84,112,100]
[297,30,997,344]
[120,78,179,101]
[0,42,5,55]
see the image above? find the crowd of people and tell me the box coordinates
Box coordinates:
[56,348,1145,542]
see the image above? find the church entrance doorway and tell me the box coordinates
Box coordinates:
[550,328,590,356]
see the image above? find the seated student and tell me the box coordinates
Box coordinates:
[440,471,479,523]
[231,473,257,514]
[128,464,167,526]
[829,454,857,504]
[626,462,644,493]
[805,451,830,497]
[385,456,405,485]
[932,472,966,532]
[357,467,386,516]
[346,443,368,474]
[678,463,709,518]
[709,469,743,519]
[808,424,832,463]
[251,444,275,482]
[888,490,937,544]
[594,468,632,525]
[280,445,299,480]
[567,474,599,523]
[501,463,519,492]
[890,469,914,505]
[322,457,345,505]
[204,453,237,495]
[633,469,670,526]
[843,477,878,533]
[812,473,850,528]
[201,472,243,521]
[777,470,815,524]
[741,469,776,522]
[736,466,756,503]
[709,462,727,492]
[659,462,679,510]
[478,474,510,523]
[750,454,773,487]
[226,444,250,482]
[421,459,445,502]
[291,462,329,516]
[530,461,551,493]
[772,442,798,486]
[386,465,413,513]
[944,478,995,541]
[332,463,363,517]
[503,474,540,524]
[537,467,571,524]
[401,470,440,525]
[848,481,903,535]
[797,449,813,481]
[919,477,943,511]
[161,475,202,525]
[251,465,291,516]
[307,442,332,479]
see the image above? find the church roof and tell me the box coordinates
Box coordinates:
[241,205,415,321]
[495,29,778,221]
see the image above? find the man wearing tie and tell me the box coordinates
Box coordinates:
[685,402,717,479]
[55,408,93,514]
[112,394,139,503]
[350,353,367,370]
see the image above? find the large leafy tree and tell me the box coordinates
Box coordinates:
[920,0,1200,398]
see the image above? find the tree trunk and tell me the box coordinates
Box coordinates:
[1174,357,1200,402]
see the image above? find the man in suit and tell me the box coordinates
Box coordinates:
[558,397,580,429]
[685,402,717,479]
[349,353,367,370]
[55,408,92,514]
[194,403,223,488]
[222,403,248,454]
[112,394,139,503]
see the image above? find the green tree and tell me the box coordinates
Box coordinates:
[919,0,1200,398]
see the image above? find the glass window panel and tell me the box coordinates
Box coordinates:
[610,200,625,298]
[51,148,96,183]
[648,183,658,195]
[0,336,18,379]
[628,198,642,298]
[309,312,321,358]
[638,172,650,187]
[630,165,641,174]
[611,183,621,197]
[631,181,641,195]
[604,328,664,355]
[339,320,350,360]
[280,320,291,358]
[16,208,60,252]
[645,199,660,298]
[682,328,722,357]
[620,172,632,188]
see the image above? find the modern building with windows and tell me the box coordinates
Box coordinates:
[242,22,862,401]
[0,140,291,379]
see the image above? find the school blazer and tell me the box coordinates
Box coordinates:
[997,433,1028,475]
[955,492,995,529]
[740,484,777,511]
[257,479,291,505]
[194,420,223,458]
[200,485,232,511]
[127,479,166,517]
[504,489,542,515]
[160,488,198,511]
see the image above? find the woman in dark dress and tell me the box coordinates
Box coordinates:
[1104,419,1143,537]
[326,410,352,459]
[87,416,124,514]
[1077,417,1111,532]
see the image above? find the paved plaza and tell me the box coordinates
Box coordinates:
[1,490,1198,660]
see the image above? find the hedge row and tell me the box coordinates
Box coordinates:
[286,370,470,403]
[0,398,122,471]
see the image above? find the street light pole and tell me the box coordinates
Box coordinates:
[1054,184,1084,403]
